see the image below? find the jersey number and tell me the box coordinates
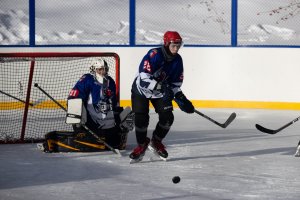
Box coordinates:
[143,60,151,72]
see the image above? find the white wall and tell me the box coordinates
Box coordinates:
[1,47,300,102]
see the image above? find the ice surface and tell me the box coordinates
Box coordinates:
[0,108,300,200]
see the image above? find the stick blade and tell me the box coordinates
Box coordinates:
[113,149,123,157]
[255,124,277,134]
[222,112,237,128]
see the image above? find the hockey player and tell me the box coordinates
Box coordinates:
[66,58,129,151]
[129,31,194,162]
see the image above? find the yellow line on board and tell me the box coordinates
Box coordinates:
[0,100,67,110]
[1,100,300,110]
[119,100,300,110]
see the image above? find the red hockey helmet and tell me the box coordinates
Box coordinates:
[163,31,182,46]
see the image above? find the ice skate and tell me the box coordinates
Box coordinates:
[148,139,168,161]
[129,137,150,164]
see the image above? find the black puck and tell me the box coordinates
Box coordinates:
[172,176,180,184]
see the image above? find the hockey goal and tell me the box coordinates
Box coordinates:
[0,52,120,143]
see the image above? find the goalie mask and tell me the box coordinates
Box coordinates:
[90,58,109,83]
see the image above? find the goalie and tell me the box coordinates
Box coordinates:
[42,58,133,153]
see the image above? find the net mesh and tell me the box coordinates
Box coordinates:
[0,53,119,143]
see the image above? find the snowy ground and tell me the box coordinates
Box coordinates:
[1,1,300,45]
[0,108,300,200]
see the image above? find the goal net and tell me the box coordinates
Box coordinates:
[0,52,120,143]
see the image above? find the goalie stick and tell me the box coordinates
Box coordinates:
[0,89,45,107]
[34,83,122,157]
[194,109,236,128]
[255,116,300,134]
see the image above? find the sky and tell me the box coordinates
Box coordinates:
[0,0,300,45]
[1,108,300,200]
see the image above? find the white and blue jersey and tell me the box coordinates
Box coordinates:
[132,47,184,98]
[68,73,117,129]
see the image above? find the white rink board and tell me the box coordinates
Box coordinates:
[1,47,300,103]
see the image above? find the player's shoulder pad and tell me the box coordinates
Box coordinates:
[77,73,93,83]
[148,48,159,58]
[83,73,94,79]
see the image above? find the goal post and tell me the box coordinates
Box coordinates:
[0,52,120,143]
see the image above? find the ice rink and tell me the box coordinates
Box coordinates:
[0,108,300,200]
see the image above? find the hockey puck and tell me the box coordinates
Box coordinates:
[172,176,180,184]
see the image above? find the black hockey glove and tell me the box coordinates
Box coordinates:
[174,92,194,113]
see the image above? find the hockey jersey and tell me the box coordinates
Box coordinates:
[132,47,184,98]
[68,73,117,129]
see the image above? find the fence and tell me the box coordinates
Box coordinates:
[0,0,300,47]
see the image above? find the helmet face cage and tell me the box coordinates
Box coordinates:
[163,31,182,47]
[90,58,109,74]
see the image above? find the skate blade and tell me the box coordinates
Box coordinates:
[148,146,167,161]
[295,146,300,157]
[130,157,144,164]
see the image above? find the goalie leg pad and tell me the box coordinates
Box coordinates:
[42,130,108,152]
[119,129,129,150]
[43,131,79,152]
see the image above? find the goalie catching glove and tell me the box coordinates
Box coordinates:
[174,91,194,113]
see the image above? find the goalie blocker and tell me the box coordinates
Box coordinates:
[40,99,134,153]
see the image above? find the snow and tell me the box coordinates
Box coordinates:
[0,1,300,45]
[1,108,300,200]
[0,9,29,45]
[239,24,297,43]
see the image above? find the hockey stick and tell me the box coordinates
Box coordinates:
[194,109,236,128]
[0,89,45,107]
[34,83,66,111]
[34,83,122,156]
[255,116,300,134]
